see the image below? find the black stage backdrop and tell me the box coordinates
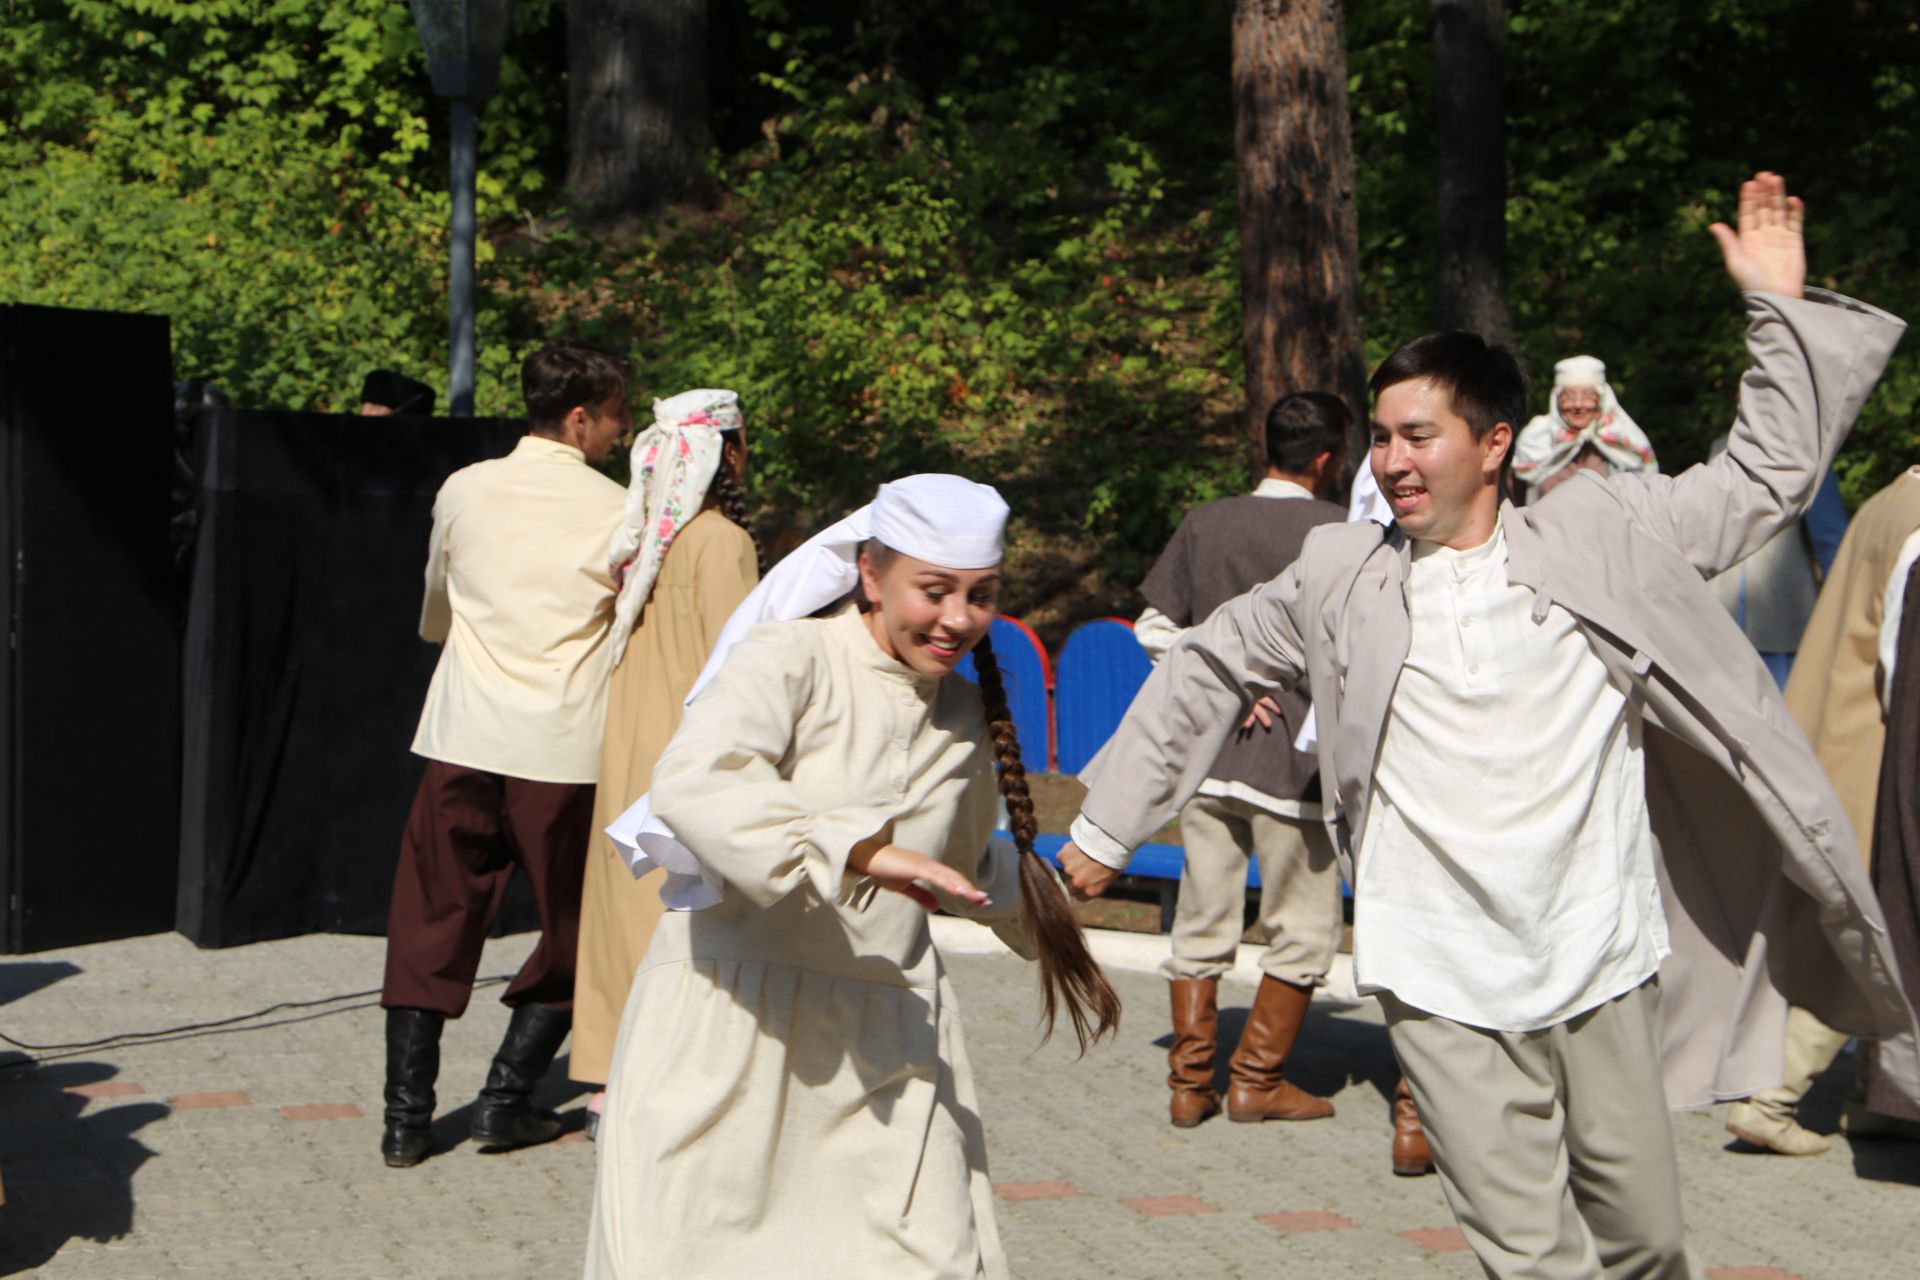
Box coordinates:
[0,304,180,953]
[177,409,536,946]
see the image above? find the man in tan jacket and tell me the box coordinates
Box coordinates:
[379,342,629,1168]
[1057,174,1913,1279]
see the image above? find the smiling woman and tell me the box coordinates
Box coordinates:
[585,473,1116,1280]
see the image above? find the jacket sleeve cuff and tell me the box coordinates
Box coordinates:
[1070,813,1132,871]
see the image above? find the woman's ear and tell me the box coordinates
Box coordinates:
[857,551,884,606]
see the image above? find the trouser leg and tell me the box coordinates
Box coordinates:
[1245,810,1342,987]
[382,761,514,1018]
[1163,796,1251,982]
[1749,1004,1851,1116]
[1383,993,1599,1280]
[495,776,596,1012]
[1557,982,1696,1280]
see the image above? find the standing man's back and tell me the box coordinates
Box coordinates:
[380,341,630,1170]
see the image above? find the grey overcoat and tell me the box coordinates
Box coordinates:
[1080,289,1915,1110]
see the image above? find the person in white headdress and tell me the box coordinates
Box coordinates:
[1512,355,1659,499]
[584,475,1118,1280]
[570,390,761,1118]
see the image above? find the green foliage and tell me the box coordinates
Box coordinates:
[4,0,1917,630]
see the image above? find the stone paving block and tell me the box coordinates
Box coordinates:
[170,1090,250,1109]
[995,1179,1084,1201]
[278,1102,363,1121]
[1257,1208,1358,1232]
[1120,1193,1221,1217]
[1400,1225,1472,1252]
[63,1080,146,1099]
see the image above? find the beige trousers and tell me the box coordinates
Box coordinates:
[1746,1004,1851,1118]
[1163,794,1342,985]
[1382,981,1698,1280]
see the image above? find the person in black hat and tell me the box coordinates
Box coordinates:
[359,369,435,416]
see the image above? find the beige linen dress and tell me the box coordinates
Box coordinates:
[570,508,759,1085]
[584,604,1031,1280]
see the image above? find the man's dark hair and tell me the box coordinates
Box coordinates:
[521,341,627,429]
[1264,391,1352,474]
[1369,331,1528,453]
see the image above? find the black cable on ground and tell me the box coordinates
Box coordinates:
[0,974,512,1056]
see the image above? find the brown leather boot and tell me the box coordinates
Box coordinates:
[1225,977,1334,1122]
[1168,978,1221,1128]
[1392,1077,1434,1175]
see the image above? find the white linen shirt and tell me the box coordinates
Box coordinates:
[412,434,627,783]
[1351,525,1670,1032]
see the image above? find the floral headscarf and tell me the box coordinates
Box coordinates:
[606,388,743,665]
[1512,355,1658,490]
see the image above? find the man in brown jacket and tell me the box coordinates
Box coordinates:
[1057,174,1913,1278]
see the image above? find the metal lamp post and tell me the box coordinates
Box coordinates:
[409,0,515,417]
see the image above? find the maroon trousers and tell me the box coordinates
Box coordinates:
[381,759,595,1018]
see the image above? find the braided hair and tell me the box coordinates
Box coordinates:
[706,431,766,574]
[971,632,1122,1053]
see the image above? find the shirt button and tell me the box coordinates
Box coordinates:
[1469,662,1481,675]
[1461,617,1473,628]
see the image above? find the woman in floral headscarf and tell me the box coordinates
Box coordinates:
[1512,355,1659,500]
[570,389,762,1126]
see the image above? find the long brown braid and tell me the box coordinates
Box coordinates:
[971,632,1122,1053]
[706,432,766,574]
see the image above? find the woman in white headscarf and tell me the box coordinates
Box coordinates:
[1512,355,1659,499]
[570,390,761,1114]
[584,475,1118,1280]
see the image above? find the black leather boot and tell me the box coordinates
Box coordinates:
[381,1008,445,1168]
[470,1003,571,1152]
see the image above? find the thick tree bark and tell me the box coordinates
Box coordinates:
[1432,0,1510,341]
[566,0,711,219]
[1232,0,1367,474]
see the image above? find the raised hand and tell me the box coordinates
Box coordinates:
[846,835,989,913]
[1708,171,1806,299]
[1057,841,1121,902]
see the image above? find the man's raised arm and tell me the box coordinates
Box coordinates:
[1058,559,1313,899]
[1613,172,1905,577]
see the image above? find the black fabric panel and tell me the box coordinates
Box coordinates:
[0,304,180,953]
[177,408,538,947]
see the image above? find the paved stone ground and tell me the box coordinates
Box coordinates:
[1,926,1914,1279]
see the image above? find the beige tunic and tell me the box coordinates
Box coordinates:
[572,509,759,1085]
[585,605,1030,1280]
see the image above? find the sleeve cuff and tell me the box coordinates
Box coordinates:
[1070,813,1132,871]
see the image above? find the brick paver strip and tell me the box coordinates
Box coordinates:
[1707,1269,1805,1280]
[279,1103,363,1121]
[63,1080,145,1099]
[1400,1226,1472,1252]
[1121,1194,1220,1217]
[557,1131,590,1144]
[994,1181,1083,1202]
[1257,1210,1357,1233]
[171,1091,251,1109]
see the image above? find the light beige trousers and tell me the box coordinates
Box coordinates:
[1746,1004,1851,1118]
[1162,794,1342,985]
[1382,981,1699,1280]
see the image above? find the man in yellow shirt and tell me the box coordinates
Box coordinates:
[380,342,630,1168]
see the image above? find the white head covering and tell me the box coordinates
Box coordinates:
[606,388,743,665]
[604,473,1009,909]
[1513,355,1658,490]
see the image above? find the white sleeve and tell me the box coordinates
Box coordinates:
[1133,606,1187,664]
[1879,529,1920,715]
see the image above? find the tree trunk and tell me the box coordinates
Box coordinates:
[1232,0,1367,474]
[566,0,711,220]
[1432,0,1509,341]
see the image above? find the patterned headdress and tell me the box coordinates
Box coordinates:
[1512,356,1658,490]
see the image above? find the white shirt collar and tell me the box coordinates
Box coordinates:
[1252,476,1316,501]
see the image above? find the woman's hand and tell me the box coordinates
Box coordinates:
[847,833,990,913]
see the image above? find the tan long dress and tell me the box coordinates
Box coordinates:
[584,604,1032,1280]
[570,508,758,1085]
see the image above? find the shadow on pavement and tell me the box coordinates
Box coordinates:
[0,960,82,1010]
[0,1060,169,1274]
